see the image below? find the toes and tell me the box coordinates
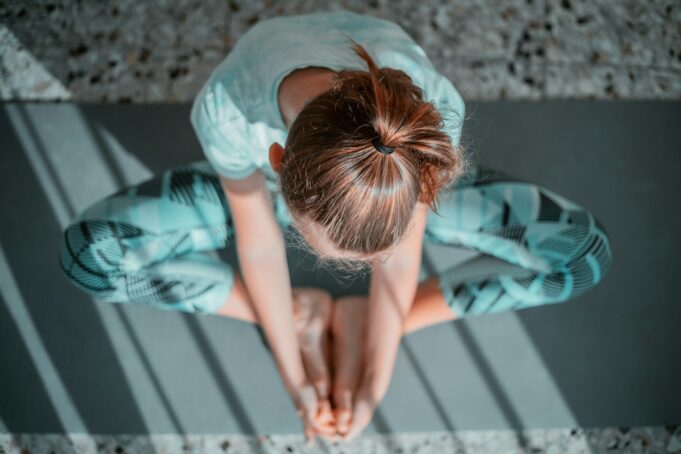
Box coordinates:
[317,399,336,425]
[337,411,351,435]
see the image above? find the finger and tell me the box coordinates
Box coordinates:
[336,409,352,435]
[302,405,336,436]
[307,403,339,437]
[310,417,338,436]
[333,389,353,434]
[334,399,352,435]
[314,416,337,438]
[317,399,335,424]
[316,414,336,432]
[315,399,339,442]
[316,413,335,428]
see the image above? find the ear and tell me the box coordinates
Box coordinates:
[269,142,285,173]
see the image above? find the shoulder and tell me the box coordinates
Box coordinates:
[191,78,241,126]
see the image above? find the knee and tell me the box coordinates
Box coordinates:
[567,219,613,294]
[532,222,613,304]
[59,219,122,295]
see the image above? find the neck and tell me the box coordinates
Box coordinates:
[278,67,337,129]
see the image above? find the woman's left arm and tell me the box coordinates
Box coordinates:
[343,201,429,440]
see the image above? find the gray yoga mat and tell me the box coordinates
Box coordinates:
[0,101,679,435]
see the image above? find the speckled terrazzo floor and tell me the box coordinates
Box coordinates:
[1,0,680,102]
[2,427,681,453]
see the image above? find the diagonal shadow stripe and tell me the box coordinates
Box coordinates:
[0,296,68,438]
[181,315,268,454]
[452,322,531,449]
[114,307,186,435]
[401,339,467,452]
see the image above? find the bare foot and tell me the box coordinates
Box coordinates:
[291,287,336,433]
[331,295,368,436]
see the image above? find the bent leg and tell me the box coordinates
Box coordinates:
[425,165,614,317]
[58,161,238,314]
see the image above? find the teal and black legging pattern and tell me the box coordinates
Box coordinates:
[58,160,613,317]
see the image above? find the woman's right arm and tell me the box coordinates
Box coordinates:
[219,170,324,440]
[220,170,304,384]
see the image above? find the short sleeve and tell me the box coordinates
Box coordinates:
[190,82,258,180]
[426,72,466,147]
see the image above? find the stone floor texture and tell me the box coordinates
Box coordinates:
[2,426,681,453]
[1,0,680,102]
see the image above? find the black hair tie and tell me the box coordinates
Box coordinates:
[372,136,395,155]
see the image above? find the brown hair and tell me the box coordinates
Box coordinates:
[280,36,469,270]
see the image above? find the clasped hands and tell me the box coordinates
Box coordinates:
[288,291,380,445]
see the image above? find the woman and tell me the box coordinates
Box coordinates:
[59,10,613,444]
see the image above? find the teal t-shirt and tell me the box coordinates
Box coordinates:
[190,9,465,181]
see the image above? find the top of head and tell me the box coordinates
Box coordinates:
[278,37,467,263]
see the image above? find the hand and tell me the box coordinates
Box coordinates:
[292,287,337,443]
[328,295,371,440]
[287,379,337,446]
[339,380,380,441]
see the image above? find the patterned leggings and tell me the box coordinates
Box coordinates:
[58,160,613,317]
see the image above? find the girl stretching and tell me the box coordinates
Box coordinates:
[59,10,613,444]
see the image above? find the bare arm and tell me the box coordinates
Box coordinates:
[219,171,306,390]
[220,170,336,442]
[363,200,428,399]
[343,201,429,440]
